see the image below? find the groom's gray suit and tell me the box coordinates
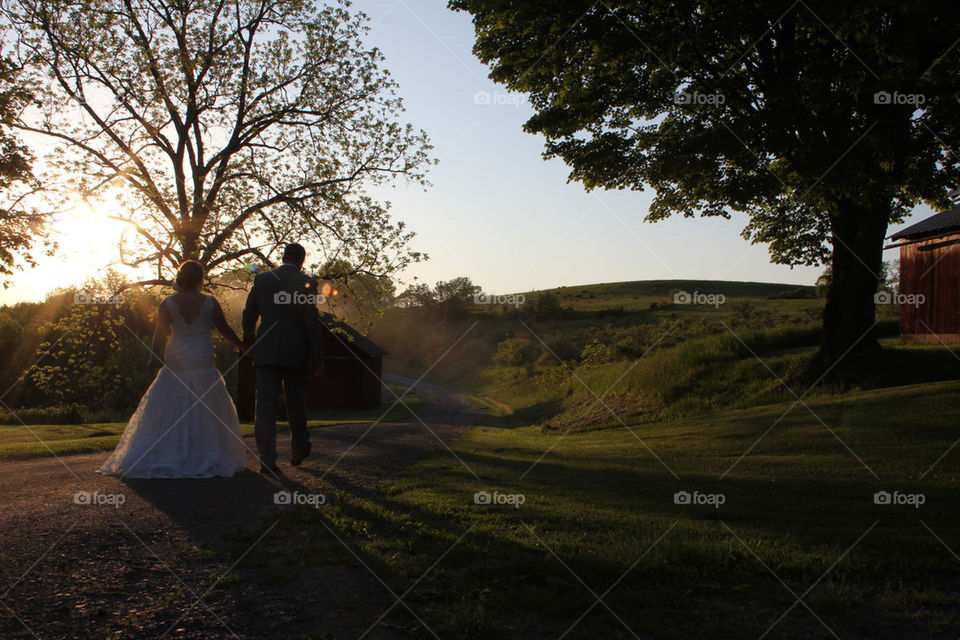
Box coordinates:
[242,263,323,467]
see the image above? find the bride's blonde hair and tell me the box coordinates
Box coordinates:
[175,260,204,291]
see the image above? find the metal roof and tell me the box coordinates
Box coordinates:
[890,204,960,241]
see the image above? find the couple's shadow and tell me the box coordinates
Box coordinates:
[120,461,315,550]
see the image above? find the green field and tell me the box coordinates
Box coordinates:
[0,393,422,459]
[281,379,960,638]
[282,278,959,638]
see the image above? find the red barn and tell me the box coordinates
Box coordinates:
[236,313,386,420]
[888,200,960,343]
[309,313,385,410]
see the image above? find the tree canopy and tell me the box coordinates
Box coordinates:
[452,0,960,361]
[4,0,434,287]
[0,57,44,283]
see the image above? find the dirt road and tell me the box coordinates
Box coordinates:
[0,383,475,639]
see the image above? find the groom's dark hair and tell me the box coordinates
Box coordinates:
[175,260,204,290]
[282,243,306,266]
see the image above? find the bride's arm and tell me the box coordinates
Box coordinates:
[148,302,172,373]
[212,299,246,351]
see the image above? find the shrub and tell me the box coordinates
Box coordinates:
[534,292,563,319]
[771,287,816,300]
[580,339,616,367]
[0,404,88,425]
[493,332,538,367]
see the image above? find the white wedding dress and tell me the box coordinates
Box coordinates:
[99,295,247,478]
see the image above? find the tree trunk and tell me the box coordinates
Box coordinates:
[819,200,889,365]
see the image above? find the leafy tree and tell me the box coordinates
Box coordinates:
[434,276,481,319]
[0,296,73,407]
[317,258,396,320]
[5,0,433,287]
[451,0,960,362]
[392,276,481,318]
[879,259,899,293]
[395,282,436,308]
[29,275,158,410]
[434,276,481,303]
[0,57,44,282]
[815,266,832,299]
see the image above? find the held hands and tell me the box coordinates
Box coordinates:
[238,339,255,359]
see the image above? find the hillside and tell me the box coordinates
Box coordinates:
[531,278,816,311]
[370,278,951,430]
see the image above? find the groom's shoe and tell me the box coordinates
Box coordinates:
[290,441,312,467]
[259,461,280,474]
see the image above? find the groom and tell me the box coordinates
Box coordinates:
[242,243,324,473]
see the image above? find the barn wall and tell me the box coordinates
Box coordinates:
[363,357,383,408]
[899,232,960,341]
[236,349,384,418]
[306,356,383,410]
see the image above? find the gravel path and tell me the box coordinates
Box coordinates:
[0,383,476,639]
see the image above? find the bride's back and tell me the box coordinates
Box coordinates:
[163,293,216,371]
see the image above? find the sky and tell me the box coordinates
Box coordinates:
[0,0,937,305]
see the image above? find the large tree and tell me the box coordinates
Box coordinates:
[451,0,960,362]
[0,56,44,282]
[4,0,433,287]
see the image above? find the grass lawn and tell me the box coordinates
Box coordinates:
[278,379,960,639]
[0,389,422,459]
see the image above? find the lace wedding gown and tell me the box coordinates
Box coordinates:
[99,295,247,478]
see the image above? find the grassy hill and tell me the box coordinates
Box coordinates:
[371,278,946,430]
[536,278,816,311]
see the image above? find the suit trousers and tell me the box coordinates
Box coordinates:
[254,365,309,464]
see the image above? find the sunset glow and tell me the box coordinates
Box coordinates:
[53,198,129,267]
[0,197,139,304]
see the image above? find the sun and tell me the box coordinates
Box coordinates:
[0,196,144,304]
[48,195,140,285]
[55,200,127,263]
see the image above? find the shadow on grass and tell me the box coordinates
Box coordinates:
[289,442,960,640]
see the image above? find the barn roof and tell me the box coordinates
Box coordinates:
[890,204,960,241]
[319,312,386,357]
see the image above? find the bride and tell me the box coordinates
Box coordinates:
[99,260,248,478]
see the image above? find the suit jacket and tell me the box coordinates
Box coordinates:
[242,264,323,367]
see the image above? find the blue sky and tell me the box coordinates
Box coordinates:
[350,0,930,295]
[0,0,934,304]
